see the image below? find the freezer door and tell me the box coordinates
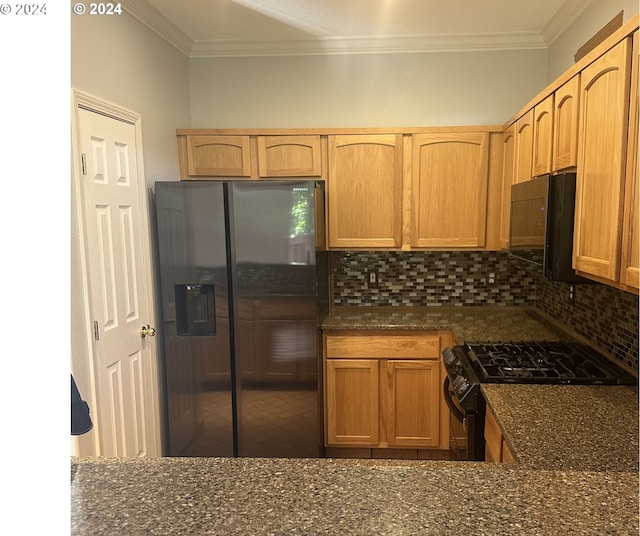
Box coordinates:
[229,181,321,458]
[155,181,234,456]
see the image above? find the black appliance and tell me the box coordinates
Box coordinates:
[509,173,587,282]
[442,341,637,461]
[154,180,328,458]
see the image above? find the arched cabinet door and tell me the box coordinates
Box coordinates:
[185,135,252,177]
[532,95,554,177]
[500,124,516,250]
[327,134,403,248]
[514,109,534,184]
[573,37,632,282]
[553,75,580,171]
[620,32,639,292]
[411,132,489,248]
[257,135,322,177]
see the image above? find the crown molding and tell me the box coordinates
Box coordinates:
[121,0,562,59]
[190,32,547,58]
[121,0,193,57]
[541,0,594,47]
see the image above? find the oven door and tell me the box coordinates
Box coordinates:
[443,376,485,461]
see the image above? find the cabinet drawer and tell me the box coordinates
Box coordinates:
[325,333,440,359]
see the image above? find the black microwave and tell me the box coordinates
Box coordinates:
[509,173,587,282]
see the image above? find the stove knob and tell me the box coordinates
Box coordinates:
[453,375,469,395]
[442,348,458,367]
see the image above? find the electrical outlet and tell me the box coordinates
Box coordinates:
[368,270,379,288]
[486,271,496,286]
[569,285,575,301]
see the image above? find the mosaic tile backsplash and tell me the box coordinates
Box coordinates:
[331,251,537,306]
[536,276,639,372]
[331,251,639,371]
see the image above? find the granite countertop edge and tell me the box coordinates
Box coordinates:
[70,456,639,536]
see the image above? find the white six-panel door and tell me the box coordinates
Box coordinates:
[75,103,160,457]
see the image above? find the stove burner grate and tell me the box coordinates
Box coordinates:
[464,341,634,385]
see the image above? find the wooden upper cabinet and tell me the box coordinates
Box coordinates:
[327,134,403,248]
[553,75,580,171]
[411,132,489,248]
[185,135,252,177]
[532,95,554,177]
[573,37,633,282]
[500,125,516,249]
[620,32,639,292]
[514,110,534,183]
[257,135,322,177]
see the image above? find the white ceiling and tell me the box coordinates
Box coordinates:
[122,0,594,57]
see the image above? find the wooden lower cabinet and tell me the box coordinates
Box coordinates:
[386,359,441,447]
[325,359,379,446]
[485,405,516,463]
[323,331,448,451]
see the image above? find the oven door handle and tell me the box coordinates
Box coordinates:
[443,376,465,423]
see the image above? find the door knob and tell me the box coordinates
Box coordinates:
[140,324,156,338]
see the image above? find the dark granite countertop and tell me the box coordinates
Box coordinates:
[71,456,638,535]
[320,306,573,342]
[70,306,638,534]
[482,384,639,472]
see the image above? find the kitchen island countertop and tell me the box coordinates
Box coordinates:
[71,456,638,535]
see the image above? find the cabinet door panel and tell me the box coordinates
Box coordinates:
[186,135,251,176]
[411,132,489,248]
[328,135,403,248]
[515,110,534,183]
[500,125,516,249]
[620,33,639,291]
[553,75,580,171]
[257,135,322,177]
[386,360,440,447]
[325,359,379,446]
[484,406,502,463]
[574,38,632,281]
[532,95,554,177]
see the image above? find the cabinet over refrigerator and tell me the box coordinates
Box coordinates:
[154,180,328,458]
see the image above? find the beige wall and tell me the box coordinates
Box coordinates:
[547,0,639,81]
[71,11,190,185]
[189,49,548,128]
[188,1,639,129]
[70,11,190,455]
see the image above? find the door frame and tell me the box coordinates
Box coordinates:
[70,88,161,456]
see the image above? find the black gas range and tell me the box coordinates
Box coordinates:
[442,341,637,461]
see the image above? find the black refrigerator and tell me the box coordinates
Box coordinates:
[154,180,328,457]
